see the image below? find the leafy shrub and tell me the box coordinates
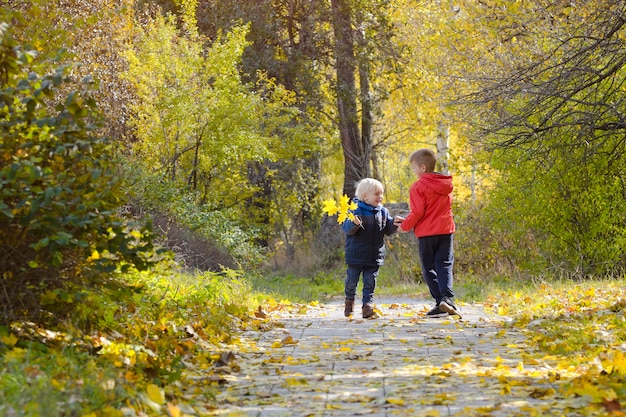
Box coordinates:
[123,163,266,269]
[150,211,237,271]
[453,201,526,276]
[0,265,260,417]
[479,144,626,278]
[0,24,159,324]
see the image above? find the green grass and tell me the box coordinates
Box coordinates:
[0,346,127,417]
[247,270,345,303]
[0,265,260,417]
[248,262,491,304]
[3,256,625,416]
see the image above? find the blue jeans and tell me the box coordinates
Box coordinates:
[418,234,455,304]
[345,264,379,305]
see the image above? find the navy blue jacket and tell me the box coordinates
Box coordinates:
[342,199,398,266]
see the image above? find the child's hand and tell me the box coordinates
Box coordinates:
[353,215,363,227]
[394,216,409,233]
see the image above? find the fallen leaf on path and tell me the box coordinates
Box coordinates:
[271,335,298,348]
[214,351,236,367]
[281,335,298,345]
[386,397,405,406]
[254,306,267,318]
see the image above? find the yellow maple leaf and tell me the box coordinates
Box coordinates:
[323,195,358,224]
[100,409,124,417]
[339,195,357,212]
[415,409,441,417]
[604,350,626,375]
[284,377,309,386]
[569,382,605,401]
[281,336,298,346]
[146,383,165,405]
[387,397,405,405]
[337,210,349,224]
[4,347,25,361]
[322,199,339,216]
[1,333,18,347]
[167,403,181,417]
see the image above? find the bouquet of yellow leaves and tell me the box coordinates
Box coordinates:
[322,195,358,224]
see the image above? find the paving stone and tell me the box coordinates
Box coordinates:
[206,297,580,416]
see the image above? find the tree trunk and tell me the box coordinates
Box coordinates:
[188,137,200,190]
[331,0,364,198]
[436,121,450,175]
[246,161,272,247]
[356,22,373,180]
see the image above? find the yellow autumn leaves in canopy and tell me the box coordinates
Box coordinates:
[322,195,357,224]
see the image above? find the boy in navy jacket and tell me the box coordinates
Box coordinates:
[343,178,398,318]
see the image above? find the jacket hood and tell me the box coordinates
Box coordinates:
[420,173,454,195]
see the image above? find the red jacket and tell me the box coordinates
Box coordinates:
[400,173,455,238]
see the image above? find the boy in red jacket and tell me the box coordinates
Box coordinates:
[394,148,461,318]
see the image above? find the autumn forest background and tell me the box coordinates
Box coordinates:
[2,0,626,415]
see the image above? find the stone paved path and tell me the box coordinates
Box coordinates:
[206,297,581,417]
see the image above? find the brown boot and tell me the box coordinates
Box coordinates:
[344,299,355,317]
[362,303,378,319]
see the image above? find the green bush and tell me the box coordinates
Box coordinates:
[0,23,159,324]
[123,163,266,269]
[478,144,626,278]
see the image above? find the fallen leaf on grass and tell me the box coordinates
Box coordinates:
[167,403,181,417]
[146,383,165,404]
[603,398,622,412]
[0,333,18,347]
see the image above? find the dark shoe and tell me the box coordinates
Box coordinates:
[439,297,463,318]
[426,305,449,318]
[362,303,378,319]
[344,299,355,317]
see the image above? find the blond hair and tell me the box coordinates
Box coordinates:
[355,178,384,200]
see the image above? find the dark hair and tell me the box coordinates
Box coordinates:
[409,148,436,172]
